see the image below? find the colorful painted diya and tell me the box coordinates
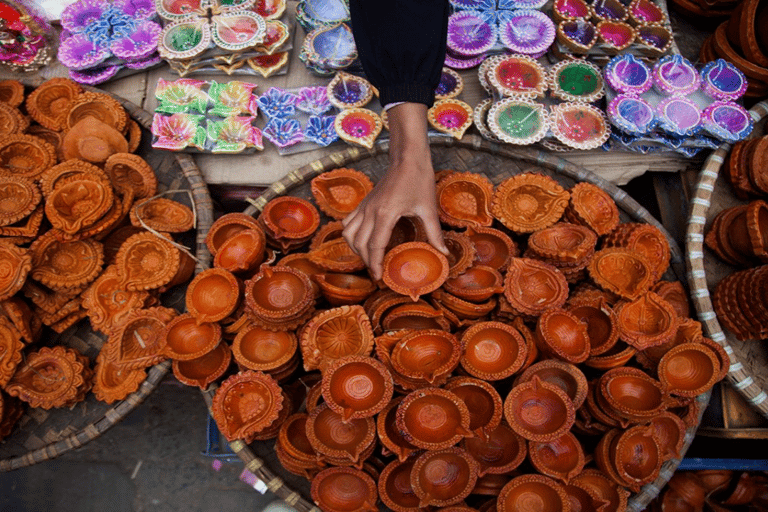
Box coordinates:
[652,55,700,96]
[158,19,212,60]
[592,0,628,22]
[488,54,548,98]
[604,54,652,95]
[304,115,339,146]
[553,0,592,22]
[263,117,303,148]
[256,87,298,119]
[207,80,258,117]
[557,19,598,53]
[447,10,498,57]
[701,101,753,142]
[155,0,212,20]
[700,59,748,101]
[302,23,357,72]
[629,0,666,24]
[327,72,375,109]
[152,113,207,151]
[155,78,210,115]
[296,86,332,115]
[428,99,474,139]
[295,0,350,32]
[444,49,486,70]
[487,99,549,145]
[656,96,701,137]
[435,67,464,100]
[334,108,382,149]
[607,94,657,136]
[635,24,673,57]
[550,103,610,150]
[499,10,556,55]
[596,21,636,53]
[207,116,264,153]
[549,60,604,102]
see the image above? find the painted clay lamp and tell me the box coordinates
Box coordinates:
[635,24,673,57]
[210,10,266,52]
[428,99,473,139]
[553,0,592,22]
[549,103,610,150]
[207,116,264,153]
[435,67,464,100]
[296,85,332,115]
[444,48,486,70]
[628,0,666,24]
[604,53,652,95]
[301,23,357,72]
[499,10,556,55]
[487,99,549,145]
[488,54,548,98]
[596,21,636,53]
[304,115,339,147]
[334,108,382,149]
[550,60,604,102]
[701,101,753,142]
[295,0,350,32]
[557,19,599,54]
[158,18,212,60]
[592,0,628,22]
[607,94,657,136]
[155,0,212,20]
[327,72,375,109]
[652,55,700,96]
[700,59,748,101]
[247,52,289,77]
[656,96,701,137]
[447,10,498,57]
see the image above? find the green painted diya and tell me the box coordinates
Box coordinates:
[549,60,604,103]
[158,19,211,60]
[487,99,549,145]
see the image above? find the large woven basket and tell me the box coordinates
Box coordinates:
[686,100,768,418]
[0,87,214,471]
[201,134,708,512]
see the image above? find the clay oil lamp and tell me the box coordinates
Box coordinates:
[658,342,720,398]
[380,301,451,332]
[564,182,619,236]
[211,370,285,441]
[66,92,128,133]
[445,377,504,440]
[504,376,575,442]
[162,313,222,361]
[309,221,344,250]
[635,24,673,57]
[130,197,194,234]
[549,60,605,103]
[462,421,527,476]
[604,53,652,96]
[311,466,378,512]
[473,98,503,143]
[92,350,148,404]
[5,346,90,409]
[529,431,586,483]
[443,264,504,303]
[465,225,518,271]
[1,298,35,344]
[0,79,24,108]
[489,54,549,98]
[436,172,495,228]
[497,474,569,512]
[309,237,366,273]
[300,305,374,371]
[396,387,473,450]
[210,10,265,52]
[567,302,620,357]
[205,213,261,256]
[410,447,479,508]
[616,292,679,350]
[244,265,316,330]
[585,340,637,370]
[106,306,178,370]
[491,173,570,234]
[596,20,635,53]
[435,67,463,100]
[699,337,730,383]
[0,102,28,135]
[571,469,629,512]
[516,359,588,410]
[277,413,319,478]
[527,222,597,266]
[390,329,462,385]
[306,403,376,466]
[700,59,748,101]
[313,273,377,306]
[656,96,701,138]
[607,94,657,137]
[553,0,592,23]
[652,54,701,97]
[487,99,550,146]
[157,18,211,60]
[259,196,320,250]
[321,355,393,422]
[173,341,232,389]
[61,116,129,163]
[232,324,297,372]
[442,230,477,278]
[114,232,181,291]
[428,99,473,139]
[613,424,663,491]
[376,396,418,462]
[599,367,671,423]
[45,176,114,235]
[29,233,104,291]
[0,134,56,182]
[0,243,30,301]
[311,167,373,220]
[563,483,608,512]
[460,321,528,381]
[104,153,158,200]
[379,458,420,512]
[535,308,590,364]
[24,77,82,131]
[504,258,569,317]
[628,0,665,23]
[499,10,556,55]
[296,85,331,117]
[385,216,428,252]
[81,267,152,334]
[649,411,686,461]
[365,290,416,333]
[549,103,610,151]
[447,10,497,57]
[381,241,449,301]
[557,19,598,54]
[431,288,496,322]
[0,318,23,387]
[327,72,375,110]
[334,108,382,149]
[702,101,753,143]
[0,177,41,227]
[588,247,655,300]
[185,268,242,324]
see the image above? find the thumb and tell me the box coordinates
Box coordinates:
[420,211,449,256]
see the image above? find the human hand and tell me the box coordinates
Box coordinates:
[342,103,448,280]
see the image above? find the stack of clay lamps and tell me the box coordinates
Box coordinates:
[182,166,729,512]
[647,469,768,511]
[0,77,198,420]
[720,135,768,200]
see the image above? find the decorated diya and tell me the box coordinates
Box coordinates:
[410,447,479,507]
[700,59,748,101]
[499,10,556,55]
[553,0,592,22]
[488,54,548,98]
[327,72,375,110]
[557,19,598,53]
[652,55,701,96]
[491,173,570,233]
[428,99,473,140]
[656,96,701,137]
[607,94,657,136]
[321,355,393,421]
[487,99,549,145]
[435,67,464,100]
[549,103,610,150]
[447,10,498,57]
[436,171,494,228]
[701,101,753,142]
[396,387,473,450]
[635,24,673,57]
[212,370,284,441]
[504,376,576,442]
[311,467,377,512]
[460,321,528,380]
[628,0,666,24]
[549,60,604,103]
[604,53,652,95]
[334,108,382,149]
[6,346,92,409]
[158,19,212,60]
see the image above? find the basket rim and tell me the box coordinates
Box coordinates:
[0,81,214,472]
[204,133,708,512]
[685,99,768,418]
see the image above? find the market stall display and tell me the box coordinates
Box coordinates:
[0,1,55,73]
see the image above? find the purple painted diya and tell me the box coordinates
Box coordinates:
[701,101,753,142]
[488,55,548,98]
[327,72,374,109]
[550,103,610,149]
[334,108,382,149]
[652,55,700,96]
[111,20,162,61]
[304,115,339,146]
[656,96,701,137]
[447,10,498,57]
[256,87,299,119]
[607,94,657,136]
[435,67,464,100]
[604,54,652,95]
[557,19,598,53]
[591,0,628,22]
[499,10,555,55]
[428,99,474,139]
[629,0,666,24]
[58,33,111,70]
[700,59,748,101]
[636,24,672,57]
[445,49,486,70]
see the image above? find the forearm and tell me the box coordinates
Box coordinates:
[387,103,431,170]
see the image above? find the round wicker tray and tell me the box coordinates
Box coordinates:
[686,99,768,418]
[0,86,214,471]
[201,133,708,512]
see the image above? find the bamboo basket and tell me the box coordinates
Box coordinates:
[685,100,768,419]
[201,133,709,512]
[0,86,214,471]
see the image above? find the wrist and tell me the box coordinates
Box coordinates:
[387,102,431,168]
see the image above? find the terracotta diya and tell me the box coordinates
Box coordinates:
[436,171,494,228]
[0,242,32,301]
[299,305,374,371]
[311,466,378,512]
[460,321,528,380]
[588,247,655,300]
[260,196,320,247]
[599,366,671,423]
[396,387,473,450]
[616,292,679,350]
[0,134,56,181]
[92,350,148,404]
[658,342,720,397]
[376,396,419,462]
[382,242,449,301]
[334,108,382,149]
[212,370,284,441]
[465,225,518,271]
[462,421,527,476]
[529,431,586,483]
[173,340,231,390]
[213,228,266,274]
[309,238,366,273]
[550,103,610,150]
[0,317,23,388]
[492,173,570,233]
[504,258,569,317]
[390,329,462,384]
[306,403,376,465]
[162,313,222,361]
[105,306,178,370]
[379,458,420,512]
[441,230,477,278]
[321,355,393,422]
[232,324,297,372]
[114,232,182,291]
[6,346,91,409]
[497,474,569,512]
[504,376,576,442]
[535,308,591,364]
[443,264,504,303]
[205,212,261,256]
[313,273,377,307]
[310,167,373,220]
[185,268,241,324]
[445,376,504,440]
[410,447,479,508]
[244,265,315,324]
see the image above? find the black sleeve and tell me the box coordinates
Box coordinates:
[349,0,449,108]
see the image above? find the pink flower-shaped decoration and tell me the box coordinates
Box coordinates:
[152,113,206,151]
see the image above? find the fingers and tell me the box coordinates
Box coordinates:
[366,215,399,281]
[419,209,449,256]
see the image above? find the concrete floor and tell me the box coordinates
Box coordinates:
[0,378,283,512]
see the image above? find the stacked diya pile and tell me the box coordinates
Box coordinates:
[552,0,674,58]
[58,0,162,85]
[171,165,726,511]
[296,0,356,76]
[720,134,768,200]
[0,77,198,430]
[152,78,264,153]
[647,470,768,511]
[156,0,291,78]
[698,0,768,101]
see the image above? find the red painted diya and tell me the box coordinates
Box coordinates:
[488,54,548,98]
[550,103,610,150]
[335,108,382,149]
[428,99,473,139]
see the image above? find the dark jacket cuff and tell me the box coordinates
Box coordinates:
[378,83,436,109]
